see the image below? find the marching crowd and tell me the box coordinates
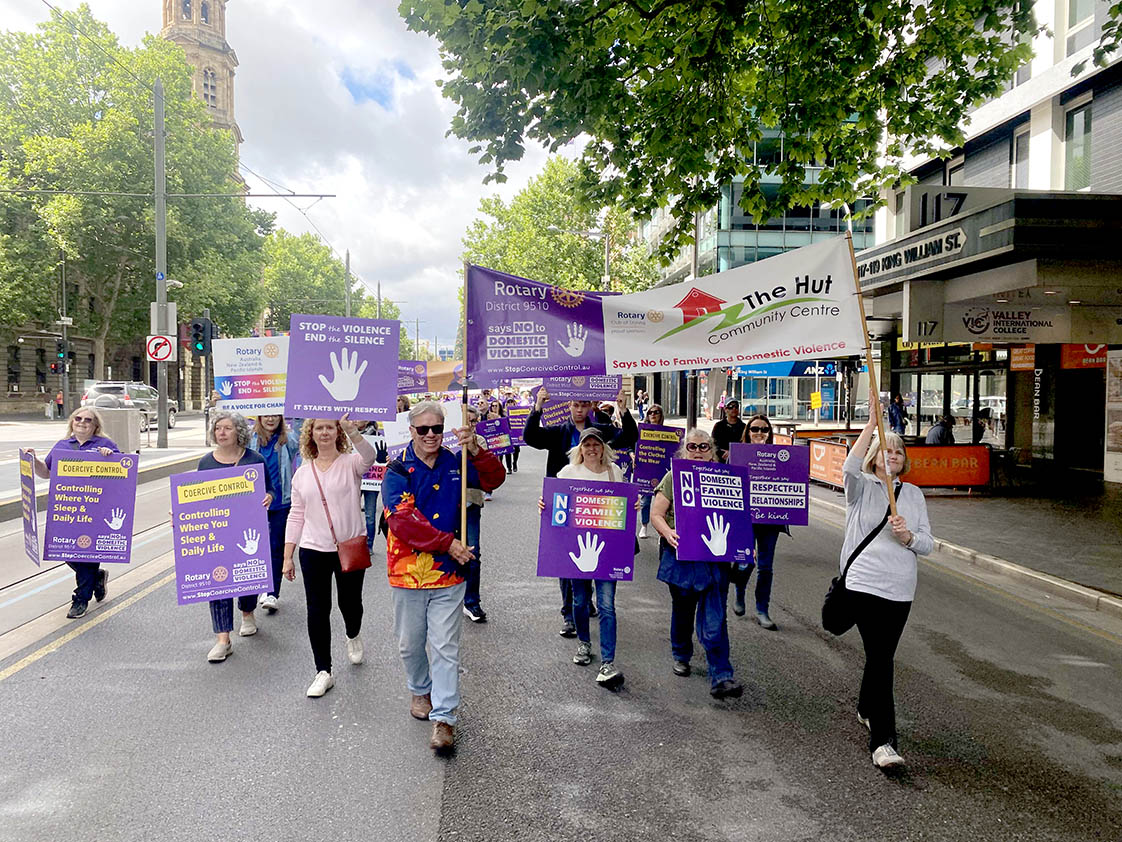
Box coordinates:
[27,386,930,769]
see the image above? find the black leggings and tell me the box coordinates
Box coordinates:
[299,548,365,673]
[504,447,520,471]
[851,590,912,752]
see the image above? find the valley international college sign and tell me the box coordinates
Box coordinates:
[943,304,1071,343]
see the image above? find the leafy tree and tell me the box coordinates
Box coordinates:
[401,0,1037,258]
[356,292,416,359]
[261,230,367,330]
[1074,3,1122,74]
[0,5,272,372]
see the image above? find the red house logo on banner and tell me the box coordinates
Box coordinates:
[673,289,727,325]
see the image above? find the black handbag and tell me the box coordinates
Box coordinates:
[822,486,899,636]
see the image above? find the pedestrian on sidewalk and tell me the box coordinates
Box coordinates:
[29,407,119,619]
[382,401,506,752]
[842,407,933,772]
[649,428,743,700]
[888,394,909,436]
[503,396,520,473]
[538,427,629,690]
[636,404,666,540]
[54,390,64,419]
[282,415,377,698]
[249,415,300,616]
[462,405,490,623]
[731,414,790,630]
[198,411,275,662]
[523,386,637,638]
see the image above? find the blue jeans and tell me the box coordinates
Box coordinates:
[362,490,380,551]
[731,527,780,613]
[391,582,466,725]
[667,581,734,688]
[463,504,482,610]
[67,561,101,603]
[266,506,290,598]
[209,594,259,633]
[639,493,652,527]
[559,578,574,624]
[573,579,617,662]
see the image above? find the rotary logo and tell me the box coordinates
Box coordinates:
[263,343,280,359]
[414,364,425,374]
[212,566,229,583]
[624,566,632,574]
[570,376,586,388]
[120,457,134,469]
[962,307,991,335]
[77,535,92,549]
[646,310,665,323]
[551,288,586,308]
[777,449,790,462]
[244,468,259,482]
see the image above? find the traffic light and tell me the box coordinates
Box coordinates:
[55,338,67,360]
[189,317,213,357]
[50,362,60,374]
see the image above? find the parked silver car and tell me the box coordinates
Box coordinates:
[81,381,178,430]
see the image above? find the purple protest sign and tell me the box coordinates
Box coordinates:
[614,448,634,482]
[671,459,753,564]
[43,453,138,564]
[728,443,810,526]
[20,449,39,565]
[285,314,400,420]
[537,477,638,580]
[466,265,607,380]
[543,375,623,401]
[477,417,515,455]
[398,361,429,394]
[507,405,531,446]
[170,465,273,605]
[540,400,572,428]
[633,424,684,492]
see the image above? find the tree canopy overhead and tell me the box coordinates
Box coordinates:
[401,0,1037,257]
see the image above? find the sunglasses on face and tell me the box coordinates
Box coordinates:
[413,424,444,436]
[685,442,712,452]
[73,416,95,424]
[749,426,770,434]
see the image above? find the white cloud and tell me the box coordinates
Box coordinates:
[1,0,558,353]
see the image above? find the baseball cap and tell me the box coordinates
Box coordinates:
[578,427,608,444]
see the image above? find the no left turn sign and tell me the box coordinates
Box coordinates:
[146,334,177,363]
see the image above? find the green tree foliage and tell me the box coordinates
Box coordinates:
[261,230,368,330]
[0,6,272,372]
[356,292,416,359]
[461,157,659,293]
[1074,3,1122,74]
[401,0,1037,257]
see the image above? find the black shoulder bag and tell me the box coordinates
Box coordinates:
[822,484,900,636]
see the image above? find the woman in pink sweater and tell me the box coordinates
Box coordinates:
[283,414,376,698]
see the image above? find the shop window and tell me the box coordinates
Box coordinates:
[7,345,20,389]
[1065,101,1092,191]
[1012,127,1030,189]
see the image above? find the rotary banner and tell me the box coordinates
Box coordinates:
[602,236,865,374]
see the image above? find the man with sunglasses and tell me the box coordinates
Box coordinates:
[523,386,638,638]
[711,398,746,462]
[382,401,506,753]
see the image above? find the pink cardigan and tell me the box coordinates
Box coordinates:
[285,451,375,552]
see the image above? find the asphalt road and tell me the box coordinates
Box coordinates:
[1,448,1119,842]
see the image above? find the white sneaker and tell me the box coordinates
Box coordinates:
[346,635,364,665]
[638,525,648,539]
[207,641,232,662]
[306,671,335,698]
[872,744,905,770]
[260,594,278,614]
[239,612,258,636]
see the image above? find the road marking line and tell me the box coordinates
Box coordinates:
[0,572,175,683]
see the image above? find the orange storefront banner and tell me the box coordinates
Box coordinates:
[1060,344,1107,369]
[1009,345,1035,371]
[809,439,848,487]
[905,445,990,487]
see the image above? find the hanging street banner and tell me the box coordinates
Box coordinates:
[43,453,138,564]
[671,459,754,564]
[633,424,684,493]
[507,404,531,446]
[20,449,39,565]
[477,417,515,455]
[603,237,864,374]
[285,315,400,420]
[537,477,638,580]
[466,265,608,381]
[543,375,623,401]
[170,466,273,605]
[727,443,810,526]
[398,360,469,394]
[213,336,289,414]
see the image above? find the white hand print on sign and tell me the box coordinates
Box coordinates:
[568,531,605,573]
[318,347,368,402]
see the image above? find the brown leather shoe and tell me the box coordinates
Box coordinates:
[430,721,454,752]
[410,693,432,720]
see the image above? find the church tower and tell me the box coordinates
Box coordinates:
[160,0,243,145]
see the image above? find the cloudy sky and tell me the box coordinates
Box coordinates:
[1,0,557,353]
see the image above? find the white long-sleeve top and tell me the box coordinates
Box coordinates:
[840,448,934,602]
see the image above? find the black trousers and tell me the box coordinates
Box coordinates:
[851,590,912,752]
[299,548,365,674]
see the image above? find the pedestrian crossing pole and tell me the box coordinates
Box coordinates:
[845,228,898,518]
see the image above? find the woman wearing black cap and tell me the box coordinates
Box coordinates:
[711,399,746,462]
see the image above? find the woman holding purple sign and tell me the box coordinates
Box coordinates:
[249,415,300,616]
[730,414,789,630]
[636,404,665,540]
[198,411,275,662]
[502,397,520,473]
[29,407,118,619]
[282,414,377,698]
[649,429,742,699]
